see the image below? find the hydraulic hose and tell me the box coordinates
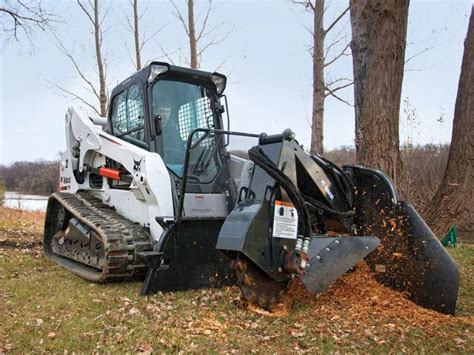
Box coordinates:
[248,146,312,237]
[248,146,356,238]
[303,194,355,217]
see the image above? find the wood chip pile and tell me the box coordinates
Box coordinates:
[246,261,473,346]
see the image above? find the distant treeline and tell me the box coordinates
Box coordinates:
[324,144,450,216]
[0,160,59,196]
[1,144,449,210]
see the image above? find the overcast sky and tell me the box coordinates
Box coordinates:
[0,0,472,165]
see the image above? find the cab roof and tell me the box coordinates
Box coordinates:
[110,62,226,98]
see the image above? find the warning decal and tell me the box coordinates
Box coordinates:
[272,200,298,239]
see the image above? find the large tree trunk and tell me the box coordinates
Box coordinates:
[187,0,198,69]
[133,0,141,70]
[311,0,325,155]
[426,7,474,237]
[93,0,107,117]
[350,0,409,186]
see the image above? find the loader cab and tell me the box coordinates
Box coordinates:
[107,62,234,215]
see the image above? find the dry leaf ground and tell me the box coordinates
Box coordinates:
[0,207,472,353]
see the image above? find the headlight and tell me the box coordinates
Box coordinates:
[211,73,227,95]
[148,64,169,83]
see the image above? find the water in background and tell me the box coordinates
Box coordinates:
[2,191,48,212]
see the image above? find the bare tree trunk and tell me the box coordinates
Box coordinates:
[92,0,107,117]
[55,1,109,117]
[187,0,198,69]
[311,0,325,155]
[292,1,351,155]
[426,7,474,237]
[133,0,141,70]
[171,0,232,69]
[350,0,409,186]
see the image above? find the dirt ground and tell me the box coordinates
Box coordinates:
[0,207,473,353]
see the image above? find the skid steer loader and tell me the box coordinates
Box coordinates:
[44,62,459,314]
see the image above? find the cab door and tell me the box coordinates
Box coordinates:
[109,82,150,150]
[149,78,233,217]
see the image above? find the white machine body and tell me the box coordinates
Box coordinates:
[59,107,174,245]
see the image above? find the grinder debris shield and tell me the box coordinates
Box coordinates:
[345,166,459,315]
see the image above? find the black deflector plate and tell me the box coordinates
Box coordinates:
[300,236,380,293]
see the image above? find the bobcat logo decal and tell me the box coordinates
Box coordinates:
[133,158,142,172]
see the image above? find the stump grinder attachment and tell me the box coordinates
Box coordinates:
[43,62,459,316]
[215,131,459,314]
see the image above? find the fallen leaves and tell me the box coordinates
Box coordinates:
[136,342,153,354]
[1,206,472,353]
[128,307,140,316]
[290,330,306,338]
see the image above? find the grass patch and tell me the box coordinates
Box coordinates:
[0,207,472,353]
[449,244,474,317]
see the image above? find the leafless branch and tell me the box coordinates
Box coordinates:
[325,81,353,95]
[323,34,347,60]
[324,42,351,67]
[405,43,443,64]
[196,0,212,41]
[325,86,353,106]
[50,0,108,116]
[404,57,450,72]
[0,0,57,42]
[213,58,229,73]
[325,77,352,87]
[52,32,100,102]
[124,11,134,32]
[76,0,94,25]
[159,46,179,65]
[171,0,234,69]
[99,3,111,27]
[170,0,189,36]
[290,1,315,12]
[324,6,349,34]
[46,79,101,116]
[197,25,234,58]
[198,18,231,41]
[141,23,167,50]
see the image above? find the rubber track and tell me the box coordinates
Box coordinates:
[43,191,153,282]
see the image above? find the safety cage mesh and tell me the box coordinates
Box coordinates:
[177,96,215,148]
[111,84,145,144]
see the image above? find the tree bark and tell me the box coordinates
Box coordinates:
[426,6,474,237]
[187,0,198,69]
[92,0,107,117]
[133,0,141,70]
[311,0,325,155]
[350,0,409,186]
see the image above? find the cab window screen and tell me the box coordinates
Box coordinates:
[152,79,222,182]
[111,84,146,148]
[178,96,214,147]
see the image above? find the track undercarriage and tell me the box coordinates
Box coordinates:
[43,192,153,282]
